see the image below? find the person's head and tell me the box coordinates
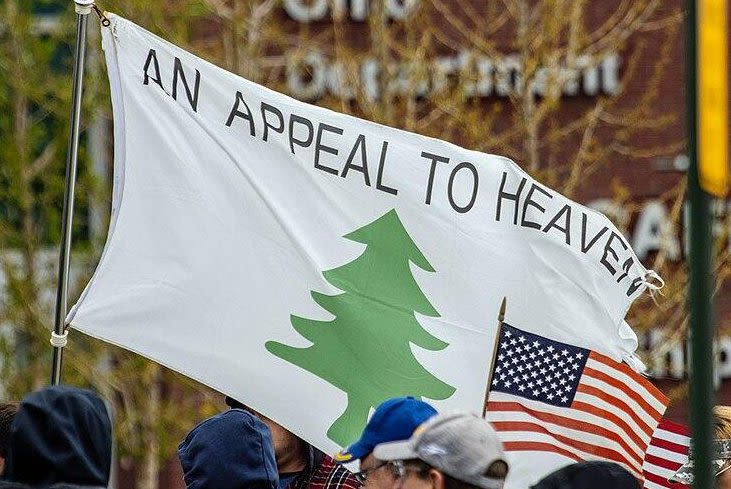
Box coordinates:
[225,396,307,472]
[373,412,509,489]
[672,405,731,487]
[530,461,638,489]
[0,401,19,475]
[716,406,731,489]
[178,408,278,489]
[4,385,112,487]
[332,397,437,489]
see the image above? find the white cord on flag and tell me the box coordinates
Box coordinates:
[74,0,94,15]
[643,270,665,290]
[50,330,69,348]
[643,270,665,305]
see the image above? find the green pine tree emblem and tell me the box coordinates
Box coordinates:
[266,209,455,445]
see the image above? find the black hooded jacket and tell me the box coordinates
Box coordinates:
[0,386,111,489]
[178,409,278,489]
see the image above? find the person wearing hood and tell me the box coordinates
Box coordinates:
[0,402,18,476]
[0,385,112,489]
[225,396,358,489]
[178,408,279,489]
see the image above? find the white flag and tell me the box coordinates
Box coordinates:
[70,14,658,460]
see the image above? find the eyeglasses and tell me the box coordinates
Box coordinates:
[354,462,387,484]
[387,460,430,480]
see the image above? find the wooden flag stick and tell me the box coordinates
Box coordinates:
[482,297,506,417]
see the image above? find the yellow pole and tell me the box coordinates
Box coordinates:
[698,0,728,197]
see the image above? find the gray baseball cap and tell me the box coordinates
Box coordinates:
[373,412,508,489]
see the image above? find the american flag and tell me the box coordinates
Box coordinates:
[485,323,668,480]
[642,419,690,489]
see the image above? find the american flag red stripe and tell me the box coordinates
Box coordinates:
[648,436,689,454]
[502,441,583,462]
[494,420,641,466]
[570,399,646,449]
[645,472,674,487]
[485,323,668,481]
[489,402,644,466]
[575,383,654,438]
[488,395,647,476]
[642,419,690,489]
[590,352,667,405]
[583,363,664,419]
[645,454,681,471]
[501,435,627,467]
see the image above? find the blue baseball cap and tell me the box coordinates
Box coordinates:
[333,397,437,463]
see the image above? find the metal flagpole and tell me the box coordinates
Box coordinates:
[50,0,95,385]
[686,0,715,487]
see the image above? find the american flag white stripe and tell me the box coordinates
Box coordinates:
[650,427,691,447]
[496,428,639,478]
[584,356,667,413]
[487,405,643,464]
[582,366,665,422]
[645,479,672,489]
[589,352,667,414]
[488,392,646,458]
[646,445,688,465]
[488,394,644,472]
[574,379,658,441]
[571,390,653,447]
[642,419,690,489]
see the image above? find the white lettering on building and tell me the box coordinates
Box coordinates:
[631,200,681,261]
[283,0,418,22]
[588,189,731,263]
[642,329,731,384]
[285,50,621,101]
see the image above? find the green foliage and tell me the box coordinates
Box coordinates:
[0,3,71,248]
[0,2,216,484]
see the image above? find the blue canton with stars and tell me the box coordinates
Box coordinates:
[490,323,590,407]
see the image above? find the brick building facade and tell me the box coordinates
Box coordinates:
[78,1,731,487]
